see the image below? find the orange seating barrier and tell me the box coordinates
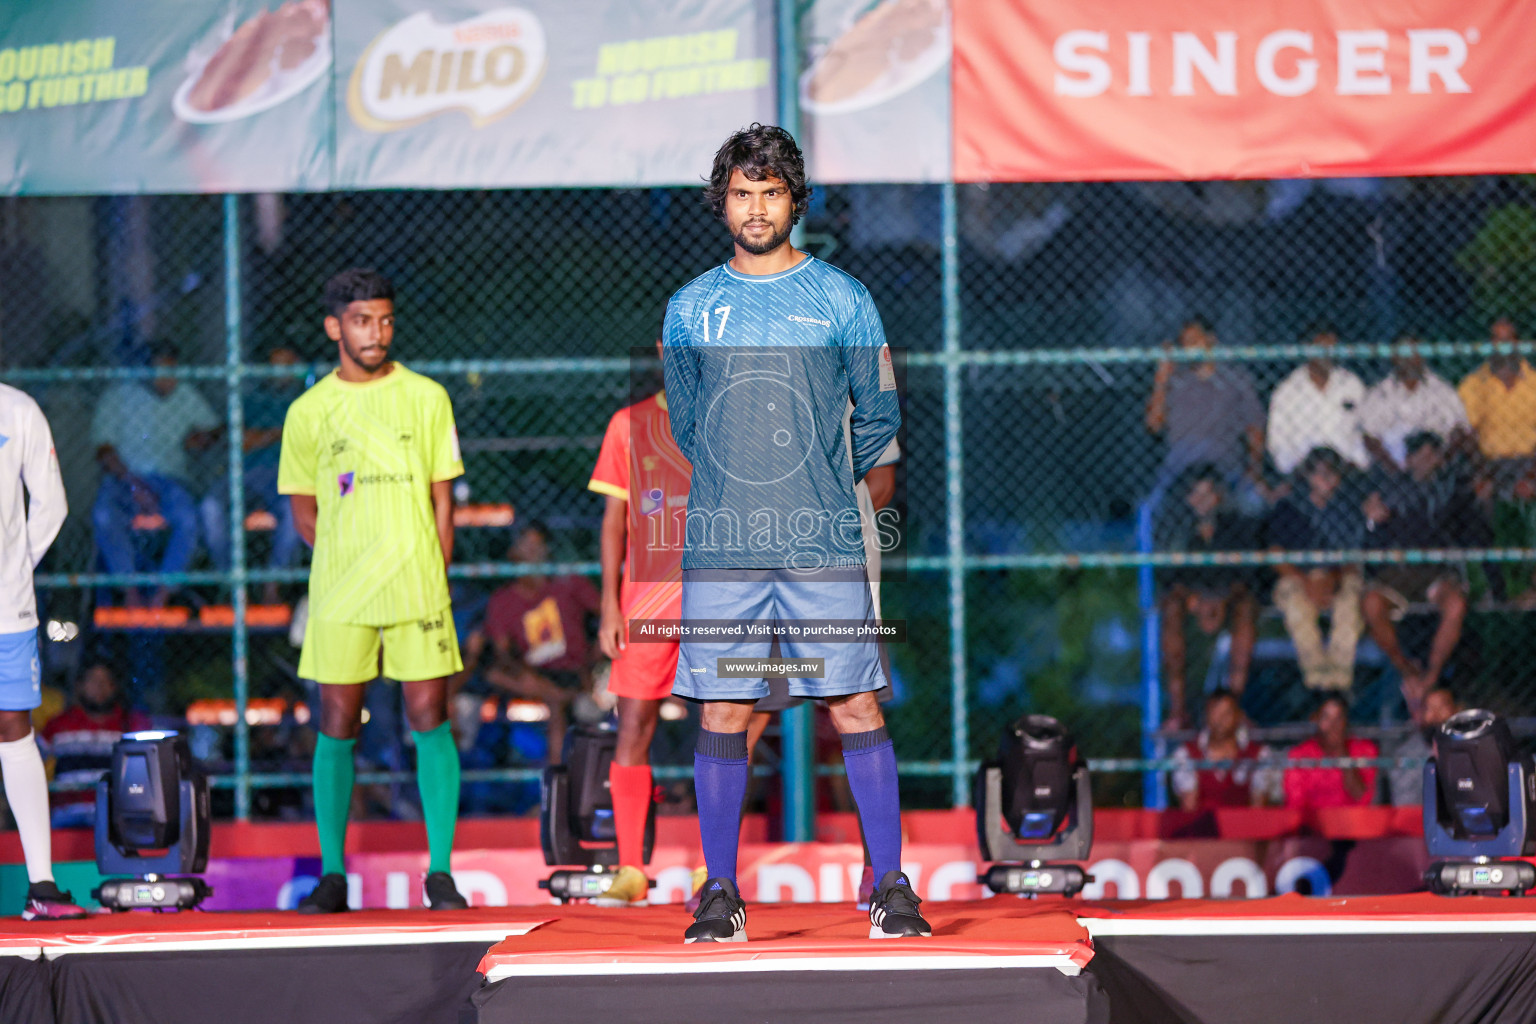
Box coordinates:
[92,606,191,629]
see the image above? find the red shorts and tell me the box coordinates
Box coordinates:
[607,639,679,700]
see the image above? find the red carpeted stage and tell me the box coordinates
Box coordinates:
[6,892,1536,1024]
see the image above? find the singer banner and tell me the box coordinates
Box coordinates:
[953,0,1536,181]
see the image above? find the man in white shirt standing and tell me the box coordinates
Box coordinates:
[0,383,85,919]
[1266,323,1370,477]
[1359,334,1470,472]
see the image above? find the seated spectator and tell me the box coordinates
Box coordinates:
[203,345,305,603]
[1387,686,1458,806]
[1359,334,1469,472]
[1284,693,1378,812]
[1155,465,1260,728]
[1266,322,1370,477]
[479,522,599,763]
[91,342,221,606]
[1269,447,1366,692]
[448,578,541,815]
[1145,317,1266,511]
[1360,432,1476,699]
[39,665,150,828]
[1457,316,1536,603]
[1170,689,1279,811]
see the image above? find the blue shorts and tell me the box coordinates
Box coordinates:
[672,568,887,701]
[0,629,41,712]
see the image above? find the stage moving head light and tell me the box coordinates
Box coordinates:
[999,715,1077,841]
[1423,709,1536,897]
[976,715,1093,898]
[1435,710,1519,839]
[92,731,212,911]
[540,724,656,902]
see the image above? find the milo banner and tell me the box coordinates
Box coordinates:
[0,0,333,194]
[332,0,775,188]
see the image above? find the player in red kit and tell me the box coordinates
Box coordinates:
[587,329,692,906]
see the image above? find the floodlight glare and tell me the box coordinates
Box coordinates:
[1423,709,1536,897]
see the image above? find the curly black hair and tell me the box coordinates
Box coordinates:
[703,123,811,225]
[323,268,394,318]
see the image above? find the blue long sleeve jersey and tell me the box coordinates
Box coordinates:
[662,256,900,572]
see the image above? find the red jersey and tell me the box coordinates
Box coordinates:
[483,576,600,676]
[588,392,690,629]
[1171,731,1275,810]
[1284,737,1379,812]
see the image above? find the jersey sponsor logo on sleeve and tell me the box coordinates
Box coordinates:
[786,314,832,328]
[338,471,356,496]
[878,345,897,392]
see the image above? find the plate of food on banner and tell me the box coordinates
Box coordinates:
[800,0,950,116]
[174,0,331,124]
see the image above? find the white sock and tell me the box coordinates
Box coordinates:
[0,732,54,885]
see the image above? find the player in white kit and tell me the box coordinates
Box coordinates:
[0,383,85,919]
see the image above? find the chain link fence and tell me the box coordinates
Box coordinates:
[3,174,1536,821]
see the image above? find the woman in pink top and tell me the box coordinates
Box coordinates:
[1285,694,1378,811]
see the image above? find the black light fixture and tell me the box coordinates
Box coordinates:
[976,715,1093,897]
[539,723,656,902]
[91,731,213,911]
[1424,709,1536,896]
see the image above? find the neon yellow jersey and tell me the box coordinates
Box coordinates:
[278,364,464,626]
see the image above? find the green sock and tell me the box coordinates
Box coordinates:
[313,734,356,877]
[413,722,460,875]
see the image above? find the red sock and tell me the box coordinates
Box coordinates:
[609,763,653,869]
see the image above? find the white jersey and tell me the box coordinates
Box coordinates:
[0,384,66,634]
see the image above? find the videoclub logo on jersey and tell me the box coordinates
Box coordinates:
[337,471,355,496]
[347,8,548,133]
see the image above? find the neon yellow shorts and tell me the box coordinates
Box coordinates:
[298,610,463,685]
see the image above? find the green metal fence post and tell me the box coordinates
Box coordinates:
[941,182,968,807]
[223,193,251,821]
[777,0,814,844]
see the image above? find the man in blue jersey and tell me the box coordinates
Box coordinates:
[662,124,928,942]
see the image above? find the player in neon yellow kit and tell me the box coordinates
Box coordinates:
[279,268,468,913]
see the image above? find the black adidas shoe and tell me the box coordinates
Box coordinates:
[868,871,931,939]
[424,871,469,910]
[297,873,350,914]
[22,880,87,921]
[684,877,747,943]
